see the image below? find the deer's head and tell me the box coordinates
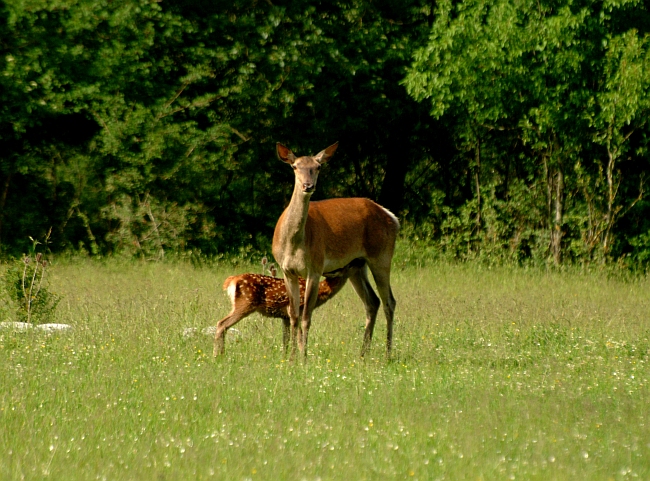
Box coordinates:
[276,142,339,195]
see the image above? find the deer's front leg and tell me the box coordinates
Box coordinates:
[284,274,301,360]
[299,275,320,359]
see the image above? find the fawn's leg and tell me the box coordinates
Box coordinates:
[213,307,253,356]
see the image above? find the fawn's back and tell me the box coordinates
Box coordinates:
[223,273,349,320]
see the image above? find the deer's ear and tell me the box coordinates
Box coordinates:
[313,142,338,164]
[276,143,296,164]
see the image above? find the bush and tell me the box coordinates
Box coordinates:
[1,236,61,324]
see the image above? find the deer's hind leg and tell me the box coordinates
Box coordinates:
[349,264,381,358]
[367,261,396,358]
[213,307,254,357]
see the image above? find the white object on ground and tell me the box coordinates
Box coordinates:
[0,322,32,331]
[183,326,240,338]
[0,322,72,333]
[35,323,73,333]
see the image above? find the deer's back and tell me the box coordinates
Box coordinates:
[306,198,399,261]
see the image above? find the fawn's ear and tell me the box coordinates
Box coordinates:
[276,143,296,164]
[313,142,338,164]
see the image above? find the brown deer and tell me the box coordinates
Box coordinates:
[272,142,399,360]
[213,258,365,356]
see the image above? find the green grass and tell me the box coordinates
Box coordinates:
[1,259,649,480]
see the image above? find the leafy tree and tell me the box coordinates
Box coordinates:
[0,0,439,257]
[2,0,649,265]
[404,0,650,263]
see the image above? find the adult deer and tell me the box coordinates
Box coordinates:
[272,142,399,360]
[213,259,364,356]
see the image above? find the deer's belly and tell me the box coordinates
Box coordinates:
[322,252,365,273]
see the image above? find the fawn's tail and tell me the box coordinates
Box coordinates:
[222,276,238,304]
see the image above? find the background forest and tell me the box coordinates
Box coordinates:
[1,0,649,266]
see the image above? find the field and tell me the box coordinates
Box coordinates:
[1,257,649,480]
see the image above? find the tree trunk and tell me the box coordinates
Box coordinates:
[550,168,564,265]
[602,149,616,256]
[474,140,481,229]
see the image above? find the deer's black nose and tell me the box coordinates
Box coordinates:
[302,183,314,192]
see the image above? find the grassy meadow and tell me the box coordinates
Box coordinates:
[0,257,649,480]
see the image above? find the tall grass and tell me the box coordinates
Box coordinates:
[0,259,648,480]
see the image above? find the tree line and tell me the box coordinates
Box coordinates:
[1,0,649,266]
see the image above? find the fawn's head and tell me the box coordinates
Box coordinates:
[276,142,338,195]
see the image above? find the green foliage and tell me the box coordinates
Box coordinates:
[101,193,204,259]
[1,236,60,323]
[0,0,649,266]
[628,229,650,269]
[2,259,60,324]
[0,0,436,257]
[404,0,650,264]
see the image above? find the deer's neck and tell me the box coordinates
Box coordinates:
[279,184,311,248]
